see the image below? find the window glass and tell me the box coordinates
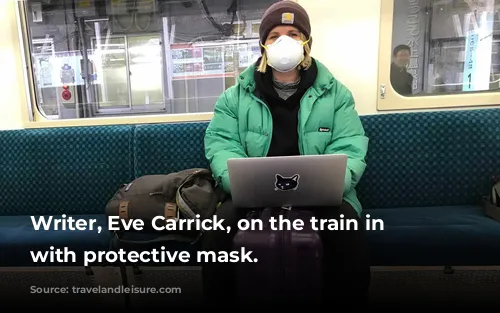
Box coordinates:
[92,37,129,110]
[23,0,278,119]
[128,35,163,109]
[390,0,499,97]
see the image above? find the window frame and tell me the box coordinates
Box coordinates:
[31,37,59,119]
[15,1,214,128]
[90,32,168,116]
[377,0,500,111]
[17,1,37,123]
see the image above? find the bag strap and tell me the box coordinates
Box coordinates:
[492,181,499,206]
[176,188,197,219]
[175,169,219,219]
[484,179,500,222]
[112,232,202,245]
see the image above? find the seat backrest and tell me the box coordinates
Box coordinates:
[133,122,209,177]
[4,108,497,216]
[0,125,135,216]
[357,108,500,209]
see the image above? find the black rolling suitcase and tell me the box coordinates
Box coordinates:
[232,207,323,308]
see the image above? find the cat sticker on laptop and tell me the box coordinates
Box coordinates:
[275,174,300,191]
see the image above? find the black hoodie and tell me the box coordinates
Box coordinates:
[390,62,413,96]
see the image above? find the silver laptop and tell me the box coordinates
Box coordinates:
[227,154,347,209]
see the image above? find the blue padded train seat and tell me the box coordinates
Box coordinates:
[357,109,500,209]
[133,122,209,177]
[0,214,110,267]
[366,206,500,266]
[357,109,500,266]
[0,125,134,216]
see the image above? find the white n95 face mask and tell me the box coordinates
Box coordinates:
[263,35,308,73]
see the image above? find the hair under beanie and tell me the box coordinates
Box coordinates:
[259,1,312,49]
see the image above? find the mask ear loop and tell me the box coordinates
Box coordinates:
[259,36,312,69]
[297,37,311,65]
[260,41,273,68]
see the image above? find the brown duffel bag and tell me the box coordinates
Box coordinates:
[105,168,226,244]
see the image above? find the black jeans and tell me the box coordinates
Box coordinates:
[201,199,371,309]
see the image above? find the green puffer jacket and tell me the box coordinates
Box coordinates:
[204,59,369,216]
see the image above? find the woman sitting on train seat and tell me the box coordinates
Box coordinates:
[202,0,370,308]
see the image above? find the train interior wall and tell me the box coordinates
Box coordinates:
[2,0,500,129]
[0,0,383,130]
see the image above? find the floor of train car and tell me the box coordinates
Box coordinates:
[1,267,499,309]
[369,268,500,309]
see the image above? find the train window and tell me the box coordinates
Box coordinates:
[20,0,279,120]
[378,0,500,110]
